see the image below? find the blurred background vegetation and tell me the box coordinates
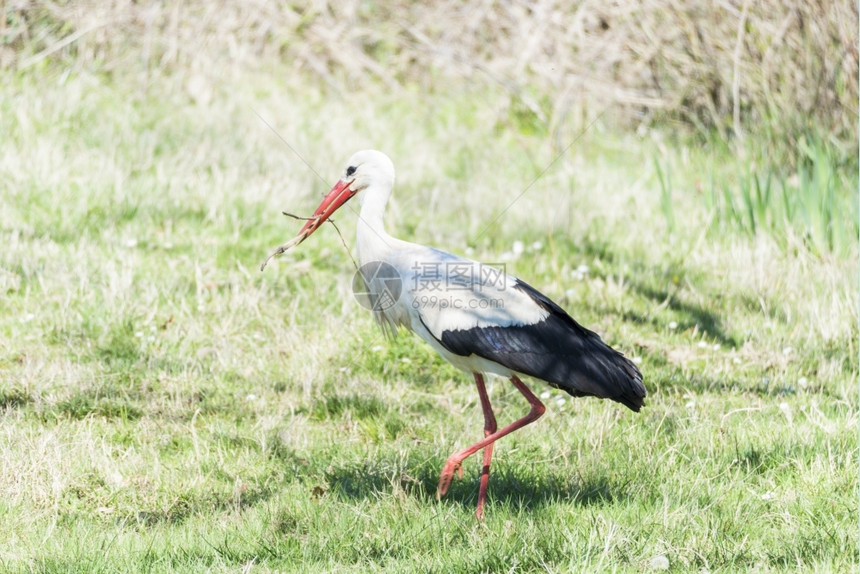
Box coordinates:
[5,0,857,254]
[5,1,857,148]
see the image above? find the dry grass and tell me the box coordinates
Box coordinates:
[4,0,858,151]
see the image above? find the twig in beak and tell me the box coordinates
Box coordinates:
[327,218,358,271]
[260,214,356,272]
[282,211,322,221]
[260,234,307,271]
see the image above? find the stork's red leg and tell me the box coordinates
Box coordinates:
[474,373,497,519]
[437,375,546,515]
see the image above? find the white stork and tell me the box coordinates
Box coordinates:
[265,150,646,518]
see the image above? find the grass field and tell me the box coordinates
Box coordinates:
[2,5,858,572]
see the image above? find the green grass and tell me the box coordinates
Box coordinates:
[654,133,858,256]
[1,65,857,573]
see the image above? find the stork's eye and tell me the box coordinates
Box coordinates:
[346,166,357,177]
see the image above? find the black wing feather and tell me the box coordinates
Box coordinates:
[438,279,646,412]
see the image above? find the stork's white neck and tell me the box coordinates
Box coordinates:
[359,183,390,230]
[356,182,396,265]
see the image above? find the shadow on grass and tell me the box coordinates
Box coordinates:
[652,364,799,397]
[624,280,739,348]
[324,456,626,512]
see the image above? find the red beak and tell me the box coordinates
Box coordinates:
[295,179,356,242]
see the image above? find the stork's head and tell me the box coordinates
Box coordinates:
[294,150,395,239]
[343,149,395,199]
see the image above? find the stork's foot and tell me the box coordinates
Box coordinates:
[475,492,487,520]
[436,456,465,498]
